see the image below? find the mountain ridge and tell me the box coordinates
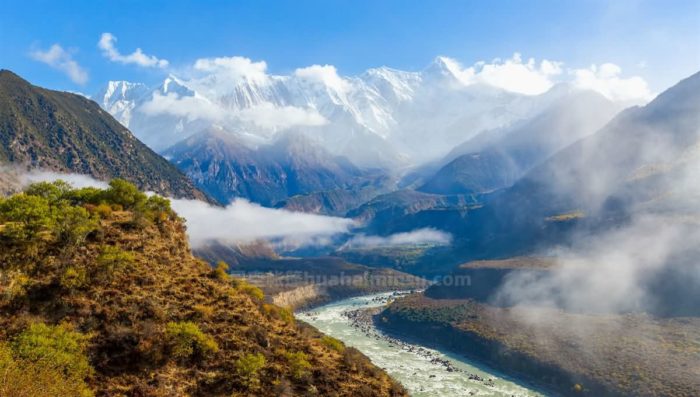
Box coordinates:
[0,70,210,202]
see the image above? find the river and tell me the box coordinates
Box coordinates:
[297,292,545,397]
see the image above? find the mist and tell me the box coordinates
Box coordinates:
[5,169,356,250]
[169,198,354,248]
[492,73,700,317]
[341,228,452,249]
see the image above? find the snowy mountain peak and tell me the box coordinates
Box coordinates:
[93,57,648,168]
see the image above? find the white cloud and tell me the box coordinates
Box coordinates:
[572,63,653,103]
[29,44,88,85]
[98,33,169,68]
[294,64,352,94]
[11,170,353,249]
[19,170,108,189]
[474,53,563,95]
[342,228,452,248]
[434,54,652,102]
[140,92,225,122]
[193,56,269,83]
[170,198,354,248]
[238,103,327,129]
[437,53,563,95]
[140,92,327,130]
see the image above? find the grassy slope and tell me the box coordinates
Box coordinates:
[0,191,406,396]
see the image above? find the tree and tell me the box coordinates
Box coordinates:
[102,179,146,210]
[24,180,73,204]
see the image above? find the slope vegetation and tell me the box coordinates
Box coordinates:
[0,180,406,396]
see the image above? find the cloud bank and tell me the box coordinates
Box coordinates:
[572,63,653,103]
[342,228,452,249]
[99,33,169,68]
[29,44,88,85]
[435,53,651,102]
[10,170,354,249]
[193,56,269,84]
[169,198,354,248]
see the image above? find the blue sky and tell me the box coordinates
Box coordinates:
[1,0,698,93]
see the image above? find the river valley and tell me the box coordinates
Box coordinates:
[297,292,546,397]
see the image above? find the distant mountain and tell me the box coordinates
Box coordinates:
[275,175,395,216]
[360,71,700,265]
[347,190,479,232]
[164,128,375,206]
[500,71,700,224]
[0,70,209,201]
[419,88,620,194]
[96,58,621,168]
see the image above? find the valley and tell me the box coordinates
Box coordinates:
[1,6,699,393]
[297,292,544,397]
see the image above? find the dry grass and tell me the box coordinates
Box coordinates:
[0,209,406,396]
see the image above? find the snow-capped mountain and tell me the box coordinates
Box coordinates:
[94,57,644,169]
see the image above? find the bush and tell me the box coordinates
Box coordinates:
[95,246,134,280]
[144,195,172,222]
[12,323,93,384]
[235,352,266,388]
[0,194,56,242]
[213,261,229,281]
[0,342,93,397]
[165,321,218,361]
[320,336,345,353]
[102,179,147,210]
[263,304,295,325]
[55,205,98,247]
[238,280,264,301]
[59,266,88,291]
[23,180,73,204]
[284,351,311,380]
[93,204,112,219]
[192,304,214,319]
[0,270,30,303]
[64,187,104,206]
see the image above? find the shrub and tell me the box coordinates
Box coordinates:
[55,205,98,247]
[24,180,73,204]
[102,179,147,210]
[165,321,218,361]
[0,194,56,242]
[93,203,112,219]
[320,336,345,353]
[284,351,311,380]
[213,261,229,281]
[239,280,264,301]
[0,270,30,303]
[235,352,266,388]
[59,266,88,291]
[192,304,214,319]
[263,304,295,325]
[12,323,93,385]
[95,246,134,280]
[65,187,104,206]
[144,195,172,222]
[0,342,93,397]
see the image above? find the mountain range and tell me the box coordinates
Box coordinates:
[163,128,379,205]
[95,57,631,170]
